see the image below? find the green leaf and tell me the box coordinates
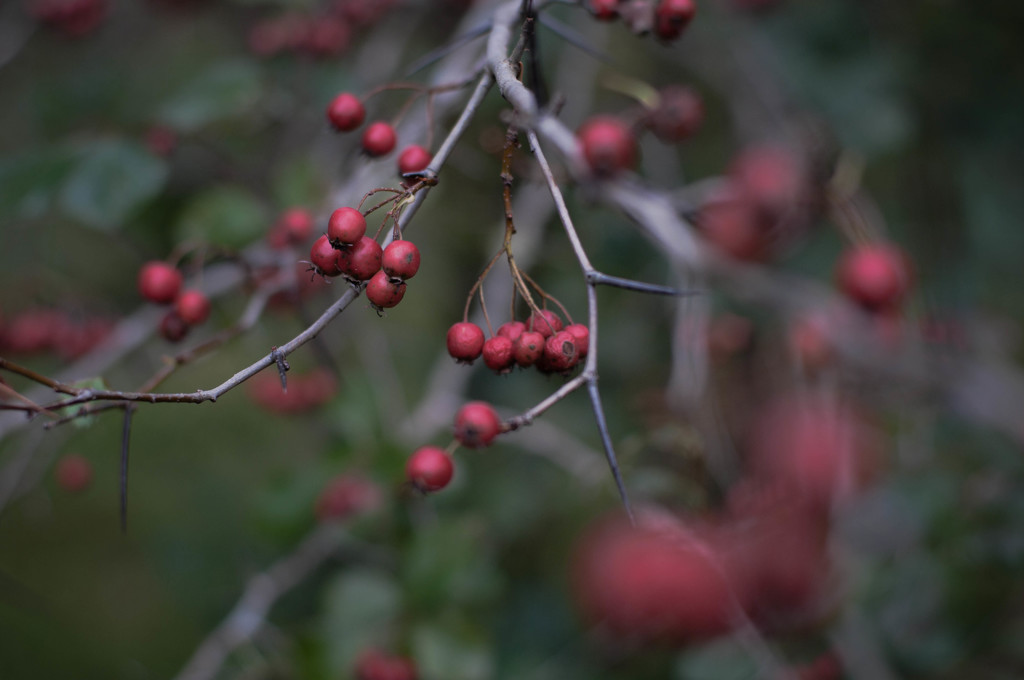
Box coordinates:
[0,147,79,220]
[58,140,168,230]
[175,185,269,249]
[321,569,402,677]
[158,61,263,133]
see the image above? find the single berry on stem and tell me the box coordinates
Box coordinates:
[337,236,383,281]
[159,311,190,343]
[454,401,502,448]
[381,240,421,281]
[277,207,315,244]
[365,270,406,309]
[835,243,912,312]
[648,85,704,143]
[397,145,432,176]
[527,308,563,338]
[654,0,697,41]
[483,336,515,373]
[514,331,545,367]
[564,323,590,357]
[578,116,636,177]
[138,261,183,304]
[497,321,526,343]
[316,474,382,522]
[327,207,367,247]
[542,330,579,373]
[361,121,397,157]
[310,234,343,277]
[446,322,485,363]
[406,446,454,492]
[326,92,365,132]
[175,289,211,325]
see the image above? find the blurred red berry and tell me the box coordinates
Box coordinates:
[405,446,453,493]
[326,92,365,132]
[361,122,397,157]
[454,401,502,448]
[578,116,636,177]
[138,261,183,304]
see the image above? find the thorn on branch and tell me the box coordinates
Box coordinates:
[587,271,698,297]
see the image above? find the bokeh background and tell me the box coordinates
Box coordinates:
[1,0,1023,678]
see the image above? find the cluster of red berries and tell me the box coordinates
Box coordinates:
[0,308,111,360]
[405,401,504,494]
[27,0,108,37]
[308,206,421,312]
[325,92,433,175]
[247,0,399,59]
[137,261,211,343]
[353,648,417,680]
[586,0,696,42]
[246,367,337,414]
[315,473,382,522]
[446,309,589,376]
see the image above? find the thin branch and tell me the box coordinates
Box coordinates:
[586,271,692,296]
[120,406,134,534]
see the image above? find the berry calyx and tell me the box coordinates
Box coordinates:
[310,234,343,277]
[454,401,502,449]
[406,446,454,492]
[55,454,92,493]
[482,336,515,373]
[174,290,211,326]
[365,270,406,309]
[336,236,383,281]
[446,322,485,363]
[564,323,590,357]
[361,121,397,157]
[835,244,912,312]
[578,116,636,177]
[326,92,365,132]
[381,240,421,281]
[138,261,183,304]
[159,311,190,342]
[397,145,432,176]
[327,207,367,247]
[542,330,579,372]
[514,331,545,367]
[527,308,563,338]
[654,0,697,41]
[497,320,526,343]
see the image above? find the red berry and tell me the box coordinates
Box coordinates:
[835,244,912,312]
[577,116,636,177]
[354,649,418,680]
[365,270,406,309]
[482,336,515,373]
[406,446,453,492]
[304,16,350,57]
[497,321,526,343]
[446,322,485,363]
[361,121,397,157]
[654,0,696,41]
[397,145,432,175]
[730,146,803,216]
[310,234,343,277]
[316,474,382,522]
[648,86,704,143]
[514,331,544,367]
[564,323,590,357]
[453,401,502,448]
[327,207,367,247]
[381,240,421,281]
[526,309,563,338]
[326,92,365,132]
[542,330,579,372]
[174,290,211,325]
[696,199,766,261]
[55,454,92,493]
[587,0,619,20]
[138,261,183,304]
[277,207,315,244]
[336,236,383,281]
[159,311,189,342]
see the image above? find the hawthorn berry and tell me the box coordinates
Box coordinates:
[304,17,350,57]
[365,270,406,309]
[577,116,636,177]
[354,649,418,680]
[138,261,183,304]
[397,145,432,175]
[482,336,515,373]
[446,322,485,363]
[587,0,619,20]
[276,207,315,244]
[55,454,92,493]
[730,146,803,216]
[454,401,502,449]
[315,474,382,522]
[159,311,189,342]
[835,244,911,312]
[175,290,211,325]
[326,92,365,132]
[527,308,563,338]
[381,240,421,281]
[336,236,383,281]
[310,234,343,277]
[361,121,397,157]
[542,330,579,373]
[514,330,544,367]
[497,321,526,343]
[406,446,453,492]
[327,207,367,247]
[648,86,704,143]
[564,323,590,357]
[654,0,697,41]
[696,199,765,261]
